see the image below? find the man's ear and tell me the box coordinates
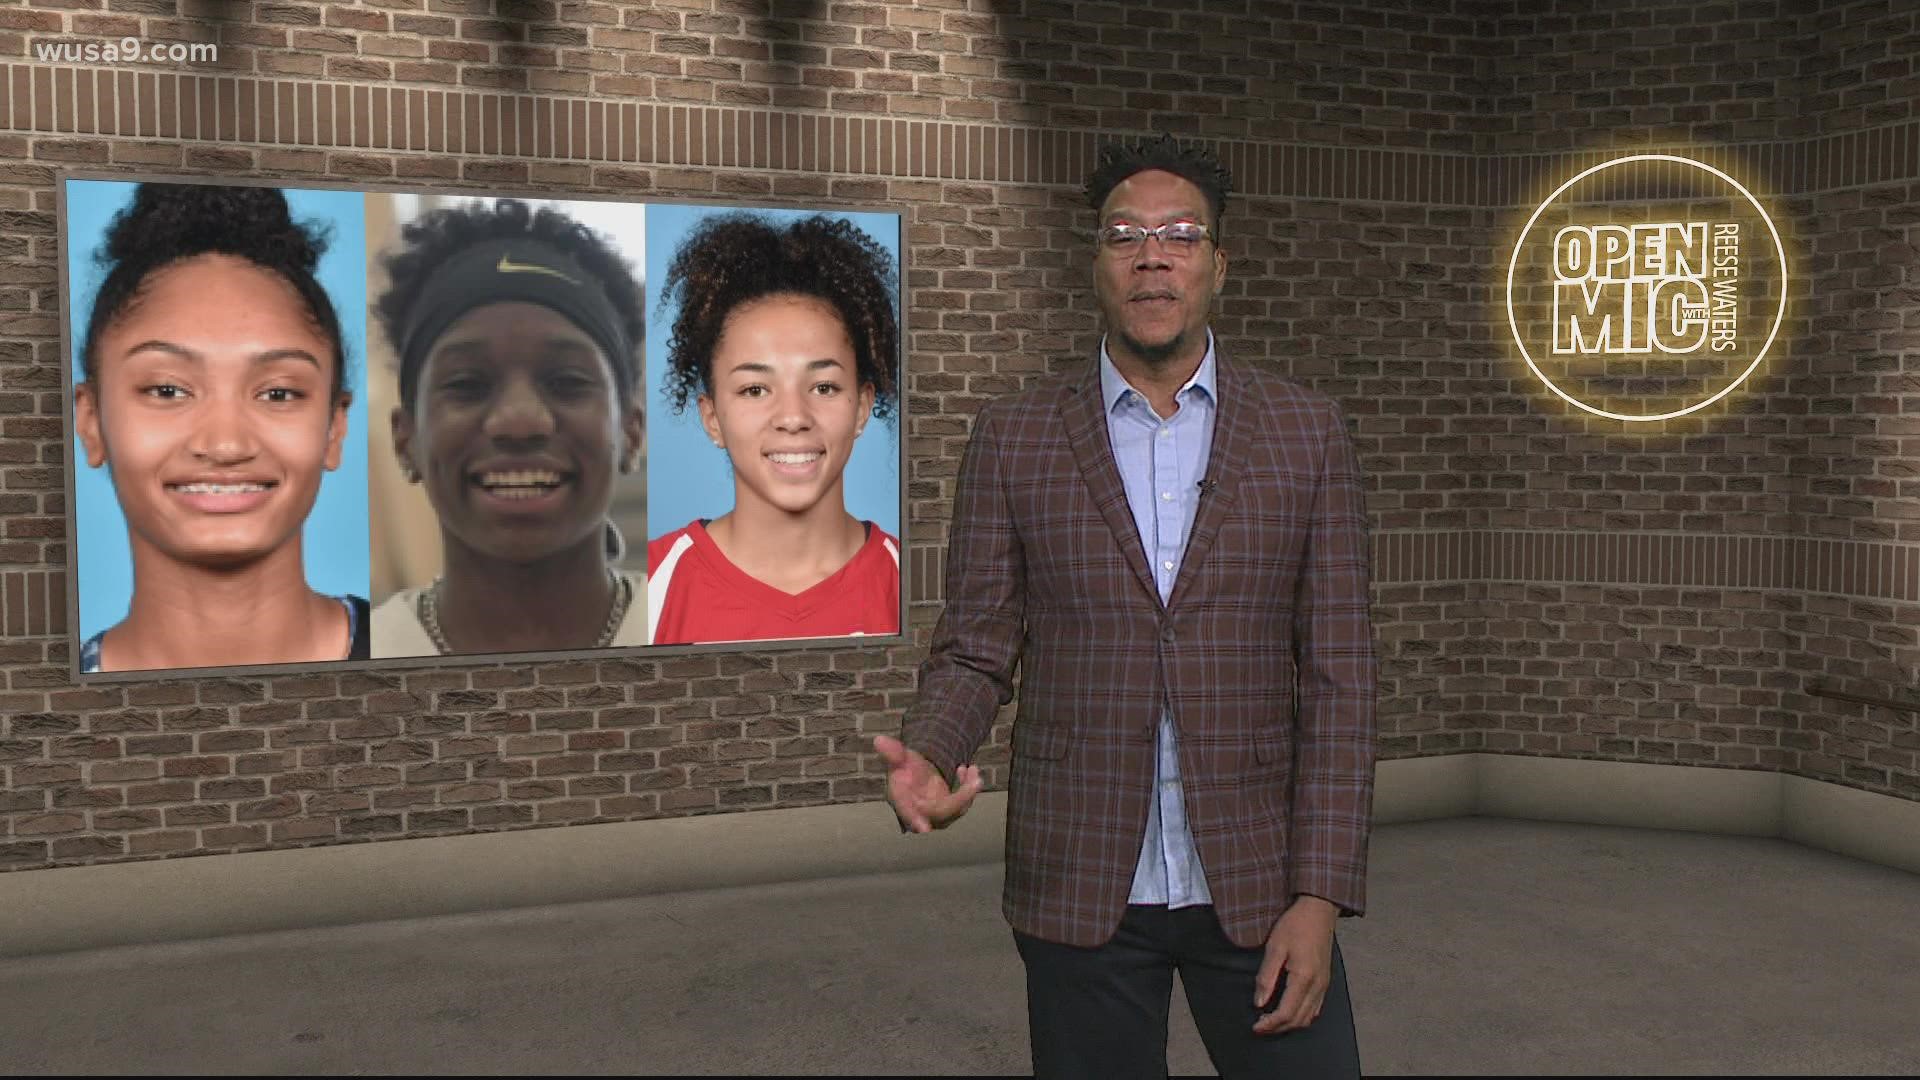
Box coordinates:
[74,382,108,468]
[390,404,419,481]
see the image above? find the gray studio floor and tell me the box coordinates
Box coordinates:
[4,817,1919,1076]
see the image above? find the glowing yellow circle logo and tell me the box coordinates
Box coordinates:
[1505,153,1788,422]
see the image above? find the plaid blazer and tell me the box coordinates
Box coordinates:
[902,344,1379,949]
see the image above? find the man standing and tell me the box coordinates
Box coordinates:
[874,132,1378,1078]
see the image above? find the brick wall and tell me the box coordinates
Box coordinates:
[1469,0,1920,792]
[1773,0,1919,792]
[0,0,1915,872]
[1484,0,1804,151]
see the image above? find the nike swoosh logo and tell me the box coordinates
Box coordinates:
[496,254,581,285]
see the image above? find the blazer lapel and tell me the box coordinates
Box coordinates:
[1167,345,1248,611]
[1060,356,1160,606]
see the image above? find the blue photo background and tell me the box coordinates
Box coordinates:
[643,203,902,547]
[65,179,372,647]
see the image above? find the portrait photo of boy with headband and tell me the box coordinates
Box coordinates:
[365,195,647,658]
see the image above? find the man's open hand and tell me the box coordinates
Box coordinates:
[873,734,982,833]
[1252,894,1339,1035]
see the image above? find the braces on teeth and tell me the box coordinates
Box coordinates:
[172,483,270,494]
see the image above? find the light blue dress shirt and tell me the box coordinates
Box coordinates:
[1098,335,1218,909]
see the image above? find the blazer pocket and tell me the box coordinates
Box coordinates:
[1252,728,1291,765]
[1013,722,1071,761]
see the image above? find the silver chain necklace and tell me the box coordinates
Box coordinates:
[417,569,631,655]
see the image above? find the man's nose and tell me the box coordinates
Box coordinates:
[1133,241,1174,269]
[483,378,556,440]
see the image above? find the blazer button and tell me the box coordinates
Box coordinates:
[1160,625,1175,643]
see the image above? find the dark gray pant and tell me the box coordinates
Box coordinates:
[1013,904,1362,1079]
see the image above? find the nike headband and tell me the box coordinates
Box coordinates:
[396,237,636,409]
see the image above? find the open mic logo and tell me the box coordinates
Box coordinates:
[1508,154,1787,423]
[1552,221,1740,357]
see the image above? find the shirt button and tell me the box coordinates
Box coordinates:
[1161,560,1175,571]
[1158,427,1170,438]
[1160,491,1173,501]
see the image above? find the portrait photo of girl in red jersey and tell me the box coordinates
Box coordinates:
[645,206,903,647]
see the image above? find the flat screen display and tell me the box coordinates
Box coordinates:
[60,174,907,679]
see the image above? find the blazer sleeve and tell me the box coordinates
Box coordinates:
[901,403,1027,785]
[1288,397,1379,917]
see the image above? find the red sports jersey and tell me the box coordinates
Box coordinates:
[646,519,901,645]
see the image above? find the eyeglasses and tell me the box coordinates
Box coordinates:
[1097,221,1212,256]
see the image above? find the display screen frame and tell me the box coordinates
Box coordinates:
[57,169,912,683]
